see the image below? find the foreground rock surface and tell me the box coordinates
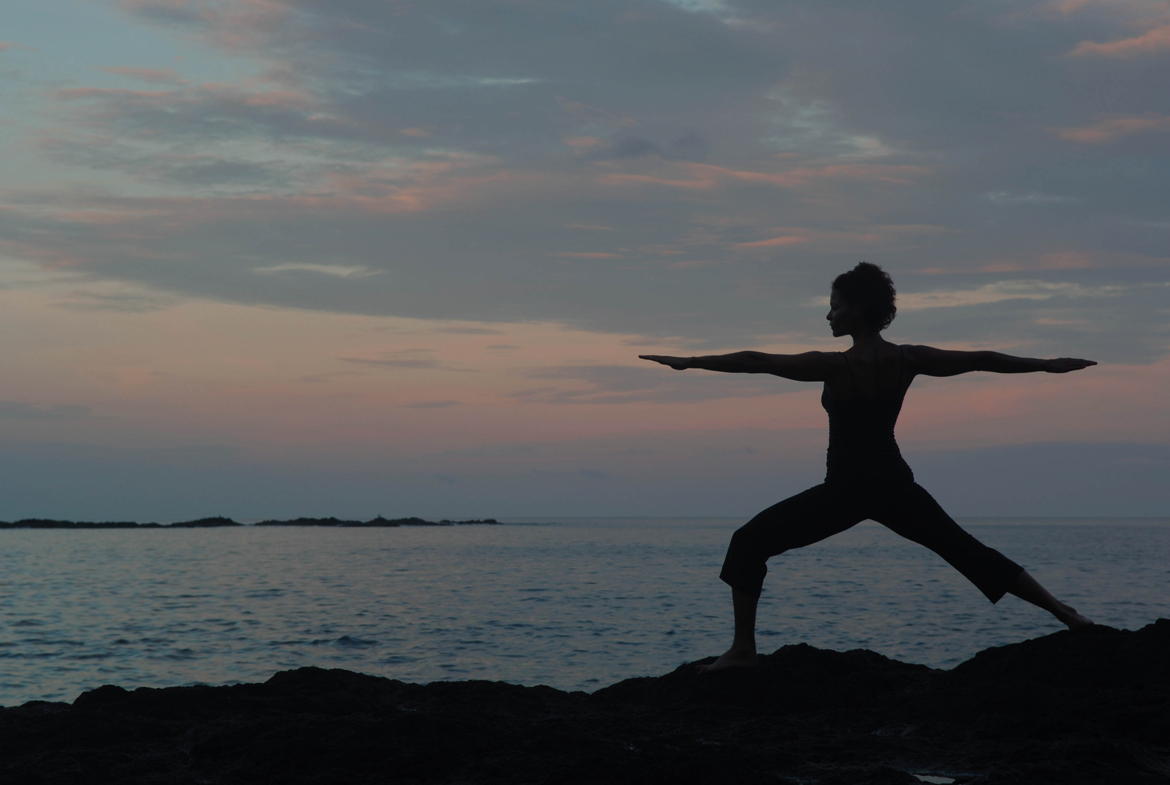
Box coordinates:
[2,621,1167,784]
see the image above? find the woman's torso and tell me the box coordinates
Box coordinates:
[821,343,915,486]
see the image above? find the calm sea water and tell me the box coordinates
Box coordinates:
[1,518,1167,706]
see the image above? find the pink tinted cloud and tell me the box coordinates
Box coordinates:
[1037,0,1119,14]
[921,249,1166,275]
[733,225,948,252]
[0,157,549,271]
[598,162,929,191]
[50,77,418,151]
[976,252,1095,273]
[1070,23,1170,58]
[120,0,291,53]
[562,136,605,153]
[236,89,311,108]
[1051,113,1170,143]
[57,87,173,101]
[100,67,187,84]
[294,158,546,215]
[1035,0,1166,17]
[56,83,314,111]
[52,82,358,146]
[734,235,811,249]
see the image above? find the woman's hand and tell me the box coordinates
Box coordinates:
[639,354,692,370]
[1044,358,1098,373]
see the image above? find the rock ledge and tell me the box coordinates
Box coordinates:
[2,621,1167,784]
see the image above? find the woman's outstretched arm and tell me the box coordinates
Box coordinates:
[639,351,841,382]
[907,345,1097,377]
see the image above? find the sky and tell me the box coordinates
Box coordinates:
[1,0,1168,521]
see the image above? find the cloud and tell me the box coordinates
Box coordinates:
[511,364,787,405]
[734,235,811,249]
[984,192,1079,205]
[0,402,90,420]
[52,83,342,146]
[431,326,505,335]
[0,0,1162,365]
[402,400,462,408]
[38,135,294,188]
[52,289,176,313]
[733,224,951,252]
[296,371,364,384]
[100,66,187,84]
[895,280,1131,311]
[1069,24,1170,58]
[566,222,616,231]
[580,132,713,162]
[597,161,931,193]
[1050,114,1170,144]
[556,97,639,128]
[340,349,475,372]
[253,263,381,278]
[2,0,1169,523]
[119,0,208,27]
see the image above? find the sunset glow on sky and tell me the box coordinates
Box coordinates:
[1,0,1168,520]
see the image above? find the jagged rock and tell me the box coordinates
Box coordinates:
[2,621,1167,784]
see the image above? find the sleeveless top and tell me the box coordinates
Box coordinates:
[821,346,914,487]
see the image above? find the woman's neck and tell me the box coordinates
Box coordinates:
[849,332,885,351]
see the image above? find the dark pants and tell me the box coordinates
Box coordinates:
[719,481,1024,603]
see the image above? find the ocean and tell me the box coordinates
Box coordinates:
[1,517,1167,706]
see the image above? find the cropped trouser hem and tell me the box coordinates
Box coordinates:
[719,481,1024,603]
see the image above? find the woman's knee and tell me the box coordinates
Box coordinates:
[727,523,770,560]
[721,527,769,596]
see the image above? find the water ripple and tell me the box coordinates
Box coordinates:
[0,519,1166,705]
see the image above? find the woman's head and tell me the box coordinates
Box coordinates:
[831,262,897,333]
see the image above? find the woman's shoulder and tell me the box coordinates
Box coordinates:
[844,340,913,360]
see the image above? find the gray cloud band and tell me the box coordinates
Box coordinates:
[1,0,1167,360]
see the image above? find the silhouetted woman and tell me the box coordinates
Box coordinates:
[640,262,1094,672]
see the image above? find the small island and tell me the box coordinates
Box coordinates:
[253,516,499,527]
[0,516,499,529]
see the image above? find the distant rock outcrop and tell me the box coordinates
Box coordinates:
[253,517,499,527]
[0,516,498,529]
[0,519,162,529]
[169,516,244,528]
[1,621,1166,784]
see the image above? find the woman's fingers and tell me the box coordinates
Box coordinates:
[640,355,689,370]
[1048,358,1097,373]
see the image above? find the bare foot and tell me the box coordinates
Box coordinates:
[1059,606,1095,630]
[696,646,758,674]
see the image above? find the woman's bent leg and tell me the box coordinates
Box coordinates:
[719,484,864,598]
[703,484,864,672]
[697,588,760,673]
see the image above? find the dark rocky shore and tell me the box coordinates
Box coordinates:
[2,622,1166,784]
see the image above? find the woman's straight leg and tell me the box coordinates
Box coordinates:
[870,482,1024,603]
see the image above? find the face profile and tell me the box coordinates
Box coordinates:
[826,289,855,338]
